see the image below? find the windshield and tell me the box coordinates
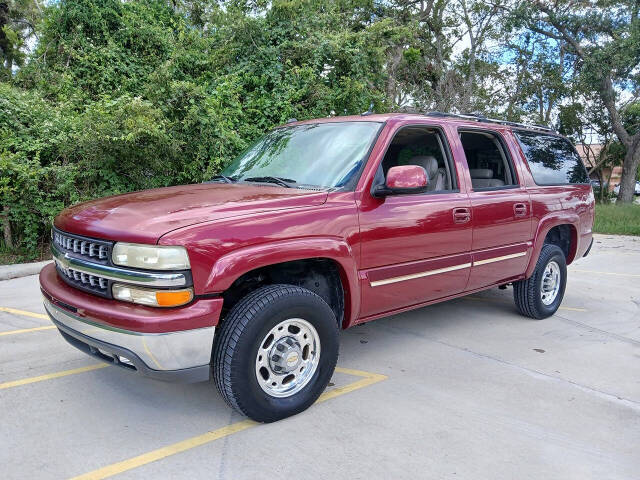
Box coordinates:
[220,122,382,189]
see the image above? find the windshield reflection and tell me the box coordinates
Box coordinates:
[221,122,382,189]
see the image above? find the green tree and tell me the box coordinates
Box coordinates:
[502,33,569,125]
[558,97,618,202]
[0,0,42,79]
[512,0,640,204]
[1,0,393,257]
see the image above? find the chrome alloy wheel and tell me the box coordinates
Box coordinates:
[540,260,561,305]
[255,318,321,398]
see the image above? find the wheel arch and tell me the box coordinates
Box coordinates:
[205,238,360,328]
[525,215,579,278]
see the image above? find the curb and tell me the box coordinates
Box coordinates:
[0,260,52,281]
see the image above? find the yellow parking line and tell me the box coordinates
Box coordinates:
[570,269,640,278]
[326,366,388,401]
[463,296,587,312]
[0,325,56,336]
[557,306,587,312]
[70,420,258,480]
[70,367,388,480]
[0,364,108,390]
[0,306,48,320]
[0,306,53,336]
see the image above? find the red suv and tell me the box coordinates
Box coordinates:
[40,112,594,422]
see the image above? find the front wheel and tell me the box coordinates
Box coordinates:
[513,244,567,319]
[212,284,339,422]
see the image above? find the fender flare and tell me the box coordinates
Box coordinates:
[205,237,360,327]
[525,213,579,278]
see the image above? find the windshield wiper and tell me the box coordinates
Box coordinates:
[244,176,297,188]
[206,175,236,184]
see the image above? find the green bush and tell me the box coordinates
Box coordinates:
[1,0,389,261]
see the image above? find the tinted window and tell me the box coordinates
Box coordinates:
[514,131,589,185]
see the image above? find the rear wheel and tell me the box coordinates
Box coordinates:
[213,284,339,422]
[513,244,567,319]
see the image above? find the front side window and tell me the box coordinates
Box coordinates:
[514,131,589,185]
[220,122,382,189]
[380,126,456,192]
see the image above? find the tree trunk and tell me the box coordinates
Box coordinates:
[0,2,10,72]
[604,167,614,203]
[617,142,640,204]
[2,204,13,249]
[462,42,476,112]
[385,46,403,109]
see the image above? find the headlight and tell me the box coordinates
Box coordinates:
[112,243,190,270]
[112,284,194,307]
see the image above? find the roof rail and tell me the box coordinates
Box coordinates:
[361,102,375,116]
[422,111,555,133]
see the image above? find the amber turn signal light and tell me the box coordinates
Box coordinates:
[112,284,194,307]
[155,289,194,307]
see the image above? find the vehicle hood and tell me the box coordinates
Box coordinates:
[54,183,328,244]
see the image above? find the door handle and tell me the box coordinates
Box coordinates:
[453,207,471,224]
[514,203,528,217]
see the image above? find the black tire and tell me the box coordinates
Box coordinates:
[513,244,567,319]
[212,284,339,423]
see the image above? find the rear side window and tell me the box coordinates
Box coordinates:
[459,130,518,190]
[514,131,589,185]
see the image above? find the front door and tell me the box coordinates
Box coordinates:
[357,124,473,319]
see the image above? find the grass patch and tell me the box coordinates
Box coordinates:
[594,203,640,236]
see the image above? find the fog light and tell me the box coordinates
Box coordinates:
[112,284,193,307]
[118,355,134,366]
[97,348,112,358]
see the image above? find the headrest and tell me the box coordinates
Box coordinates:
[409,156,439,178]
[469,168,493,179]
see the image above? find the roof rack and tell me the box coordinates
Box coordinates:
[422,111,555,133]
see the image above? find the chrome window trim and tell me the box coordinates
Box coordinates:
[52,243,188,288]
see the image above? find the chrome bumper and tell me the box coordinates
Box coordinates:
[43,298,214,382]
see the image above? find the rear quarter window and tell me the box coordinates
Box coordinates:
[514,131,589,185]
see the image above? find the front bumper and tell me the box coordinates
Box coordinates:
[44,298,214,382]
[40,263,223,382]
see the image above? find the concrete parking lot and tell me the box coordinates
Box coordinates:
[1,233,639,480]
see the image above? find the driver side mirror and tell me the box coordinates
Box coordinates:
[372,165,428,197]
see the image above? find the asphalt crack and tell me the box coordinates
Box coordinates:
[554,313,640,347]
[376,322,640,412]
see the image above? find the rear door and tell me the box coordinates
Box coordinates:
[453,127,533,290]
[357,123,472,319]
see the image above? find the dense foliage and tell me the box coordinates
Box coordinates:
[2,0,392,258]
[1,0,639,260]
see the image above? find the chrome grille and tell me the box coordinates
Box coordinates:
[52,228,111,263]
[52,227,113,297]
[55,263,110,297]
